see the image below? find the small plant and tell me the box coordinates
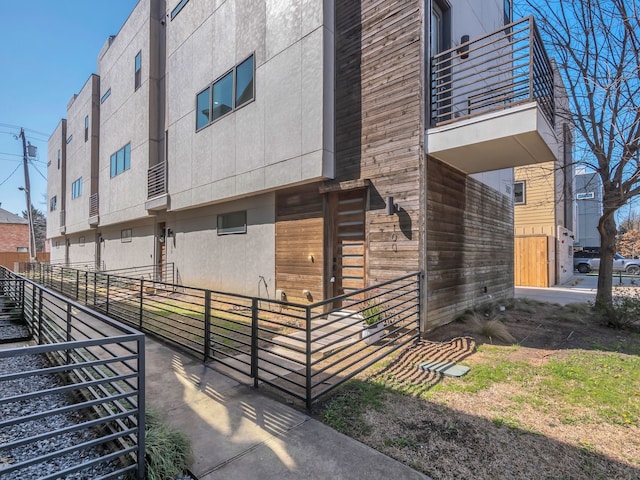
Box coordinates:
[137,407,192,480]
[362,300,382,326]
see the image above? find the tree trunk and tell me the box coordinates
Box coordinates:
[595,212,617,308]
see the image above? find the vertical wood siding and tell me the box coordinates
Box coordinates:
[426,157,514,330]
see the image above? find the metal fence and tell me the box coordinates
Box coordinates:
[431,16,554,127]
[0,267,145,479]
[24,263,420,409]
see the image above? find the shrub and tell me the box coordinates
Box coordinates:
[594,290,640,330]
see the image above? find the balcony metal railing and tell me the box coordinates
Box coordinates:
[0,267,145,479]
[147,162,167,200]
[26,263,420,410]
[89,193,99,218]
[431,16,554,128]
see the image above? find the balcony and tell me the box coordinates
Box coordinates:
[427,16,558,174]
[145,161,169,211]
[89,193,99,226]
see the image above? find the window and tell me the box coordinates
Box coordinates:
[514,181,525,204]
[55,240,60,248]
[57,149,61,169]
[170,0,189,20]
[217,211,247,235]
[196,87,211,130]
[17,247,28,253]
[84,115,89,142]
[79,236,85,247]
[100,88,111,104]
[235,55,254,107]
[110,143,131,178]
[121,228,132,243]
[71,178,83,199]
[577,192,595,200]
[212,71,233,121]
[50,196,57,212]
[196,54,255,130]
[66,134,73,144]
[134,51,142,90]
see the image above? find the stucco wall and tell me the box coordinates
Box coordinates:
[165,0,334,212]
[47,120,66,239]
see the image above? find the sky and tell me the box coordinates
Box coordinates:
[0,0,139,217]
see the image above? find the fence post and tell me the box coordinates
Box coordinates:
[20,279,25,317]
[93,272,97,306]
[305,306,312,411]
[75,269,80,301]
[37,288,43,345]
[417,272,422,335]
[84,272,88,304]
[31,282,36,330]
[136,335,146,480]
[106,275,110,314]
[66,303,72,364]
[139,279,144,330]
[204,290,211,361]
[251,298,258,388]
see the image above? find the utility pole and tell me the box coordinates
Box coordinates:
[19,128,36,262]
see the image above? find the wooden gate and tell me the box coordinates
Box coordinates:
[514,235,549,287]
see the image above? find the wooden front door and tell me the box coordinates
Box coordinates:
[330,190,366,303]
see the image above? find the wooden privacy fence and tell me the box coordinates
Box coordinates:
[514,235,550,287]
[0,252,49,270]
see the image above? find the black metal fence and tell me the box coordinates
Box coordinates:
[23,263,421,409]
[0,267,145,479]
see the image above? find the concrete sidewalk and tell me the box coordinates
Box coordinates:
[145,339,428,480]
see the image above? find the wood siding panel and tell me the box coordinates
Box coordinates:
[335,0,424,286]
[276,187,324,304]
[426,157,514,330]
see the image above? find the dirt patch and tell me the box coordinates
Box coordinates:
[315,299,640,480]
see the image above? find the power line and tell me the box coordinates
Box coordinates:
[0,151,22,157]
[0,123,50,138]
[0,163,21,187]
[28,160,47,182]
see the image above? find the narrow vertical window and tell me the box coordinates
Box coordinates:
[212,71,233,121]
[196,87,211,129]
[57,149,61,169]
[504,0,512,26]
[134,51,142,90]
[514,181,526,205]
[235,55,254,107]
[84,115,89,142]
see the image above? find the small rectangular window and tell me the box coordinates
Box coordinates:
[170,0,189,20]
[504,0,512,25]
[134,51,142,90]
[84,115,89,142]
[514,181,525,205]
[196,87,211,130]
[121,228,132,243]
[17,247,28,253]
[110,143,132,177]
[577,192,595,200]
[72,177,83,199]
[57,149,61,169]
[100,88,111,104]
[79,236,85,246]
[212,71,234,121]
[217,211,247,235]
[66,135,73,144]
[236,55,254,107]
[50,196,57,212]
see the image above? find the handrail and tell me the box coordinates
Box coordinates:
[431,16,554,128]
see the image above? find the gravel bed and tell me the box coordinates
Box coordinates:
[0,321,30,341]
[0,353,124,479]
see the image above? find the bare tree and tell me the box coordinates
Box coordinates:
[524,0,640,307]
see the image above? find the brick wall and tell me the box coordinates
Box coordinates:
[0,224,29,252]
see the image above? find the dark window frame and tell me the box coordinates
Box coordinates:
[121,228,132,243]
[71,177,83,199]
[110,143,132,178]
[217,211,247,235]
[84,115,89,142]
[196,54,255,131]
[134,51,142,91]
[514,180,526,205]
[50,196,57,212]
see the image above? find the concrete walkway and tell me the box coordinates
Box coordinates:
[145,338,428,480]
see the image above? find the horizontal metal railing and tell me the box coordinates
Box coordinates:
[24,263,421,409]
[431,16,554,128]
[0,267,145,479]
[147,162,167,199]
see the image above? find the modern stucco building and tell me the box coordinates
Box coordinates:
[574,170,602,249]
[47,0,561,331]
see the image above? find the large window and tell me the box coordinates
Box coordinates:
[110,143,131,178]
[50,196,57,212]
[71,178,83,199]
[217,211,247,235]
[514,181,525,205]
[134,51,142,90]
[196,54,255,130]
